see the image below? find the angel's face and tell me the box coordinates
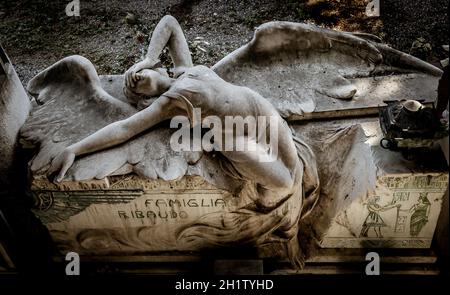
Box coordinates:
[131,68,170,97]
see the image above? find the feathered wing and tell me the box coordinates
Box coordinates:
[212,21,442,119]
[20,55,200,182]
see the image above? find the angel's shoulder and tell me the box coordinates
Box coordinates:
[182,65,215,77]
[192,64,210,71]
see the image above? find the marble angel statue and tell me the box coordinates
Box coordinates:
[21,15,442,267]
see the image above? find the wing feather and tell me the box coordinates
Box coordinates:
[212,21,441,120]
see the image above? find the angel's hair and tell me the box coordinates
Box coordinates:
[123,67,170,108]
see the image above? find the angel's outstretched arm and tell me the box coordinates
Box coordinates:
[51,96,181,181]
[125,15,193,87]
[146,15,193,69]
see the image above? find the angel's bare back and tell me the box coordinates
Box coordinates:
[161,65,303,206]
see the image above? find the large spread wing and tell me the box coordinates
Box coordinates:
[20,55,209,183]
[212,21,442,119]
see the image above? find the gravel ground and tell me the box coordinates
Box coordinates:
[0,0,448,86]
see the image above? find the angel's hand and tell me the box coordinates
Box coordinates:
[124,58,159,88]
[49,148,76,183]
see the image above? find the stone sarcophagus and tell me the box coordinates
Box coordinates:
[319,158,448,249]
[29,118,449,261]
[31,176,236,255]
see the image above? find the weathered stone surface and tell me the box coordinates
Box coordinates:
[297,119,448,249]
[31,176,234,254]
[321,173,447,248]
